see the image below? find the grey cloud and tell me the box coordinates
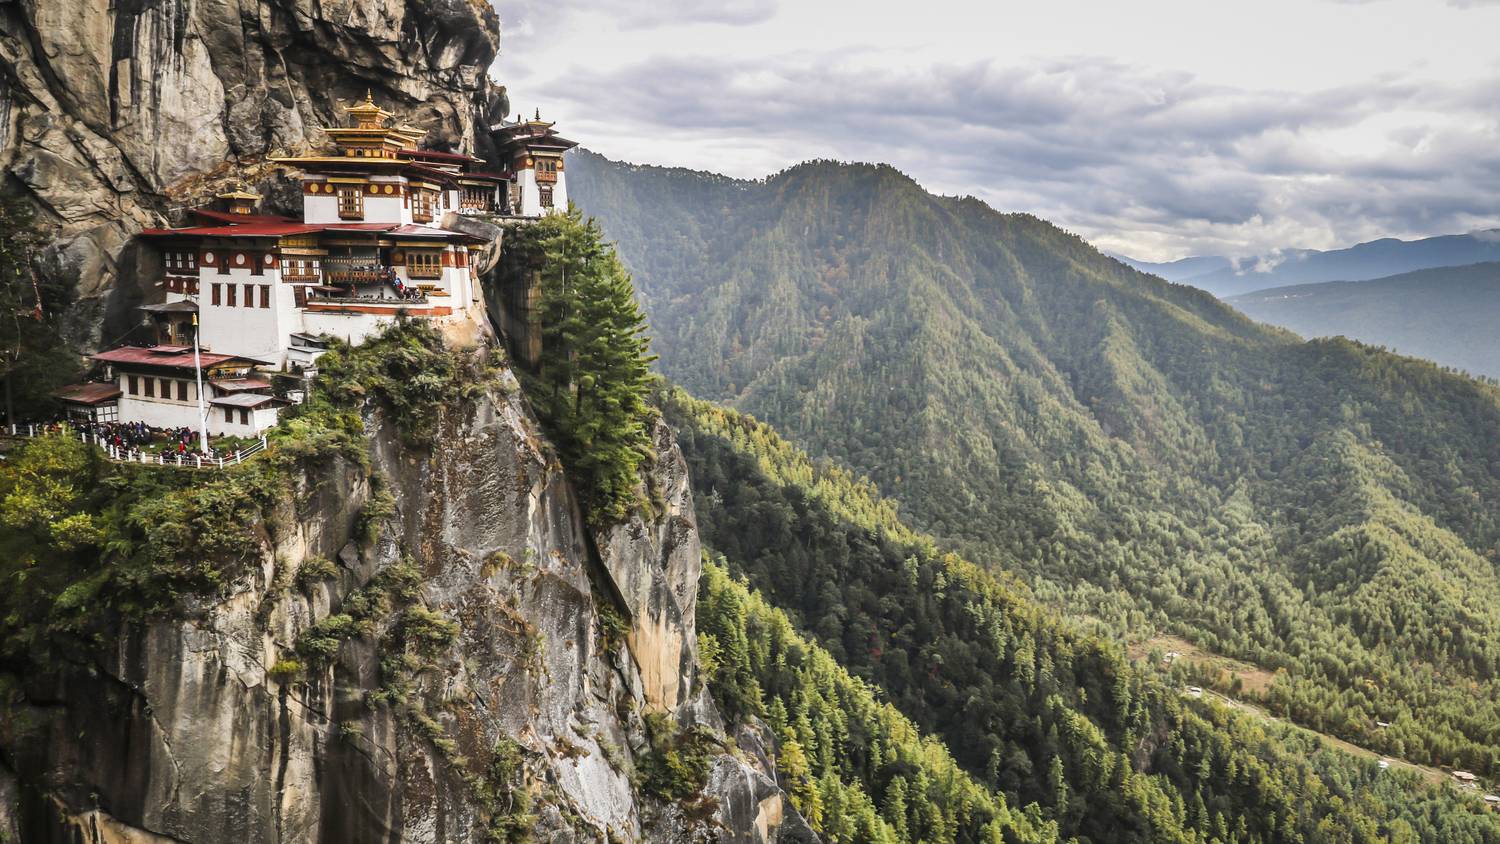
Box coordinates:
[497,0,776,30]
[1326,0,1500,5]
[538,50,1500,259]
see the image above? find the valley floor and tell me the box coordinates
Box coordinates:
[1123,631,1459,791]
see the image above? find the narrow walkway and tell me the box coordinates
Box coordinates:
[4,424,268,469]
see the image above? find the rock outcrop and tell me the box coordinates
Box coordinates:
[0,3,818,839]
[0,0,509,350]
[0,346,814,842]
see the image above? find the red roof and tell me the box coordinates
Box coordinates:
[190,209,295,225]
[140,222,320,238]
[402,149,483,164]
[401,162,461,184]
[319,223,395,233]
[53,382,123,405]
[388,224,480,241]
[143,222,407,239]
[93,346,254,370]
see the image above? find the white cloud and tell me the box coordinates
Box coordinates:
[500,0,776,32]
[491,0,1500,261]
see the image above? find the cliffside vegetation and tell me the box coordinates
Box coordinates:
[572,151,1500,779]
[0,321,497,666]
[502,206,658,524]
[675,387,1500,843]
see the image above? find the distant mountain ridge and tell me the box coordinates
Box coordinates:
[1107,253,1230,282]
[1115,229,1500,297]
[1228,261,1500,378]
[568,146,1500,783]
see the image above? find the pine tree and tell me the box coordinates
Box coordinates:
[883,774,911,841]
[512,205,658,523]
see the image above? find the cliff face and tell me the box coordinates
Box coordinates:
[0,351,813,842]
[0,0,509,349]
[0,2,817,838]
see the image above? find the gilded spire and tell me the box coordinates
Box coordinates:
[344,90,394,129]
[216,183,261,214]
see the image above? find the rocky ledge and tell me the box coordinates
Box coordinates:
[0,340,815,842]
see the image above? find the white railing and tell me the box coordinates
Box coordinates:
[6,424,268,470]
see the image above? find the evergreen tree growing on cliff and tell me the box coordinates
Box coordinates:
[512,205,657,523]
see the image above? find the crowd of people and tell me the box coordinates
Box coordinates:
[75,420,243,462]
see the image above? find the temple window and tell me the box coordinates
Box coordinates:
[539,186,554,208]
[412,189,434,222]
[338,186,364,219]
[406,251,442,279]
[165,250,198,272]
[283,258,320,281]
[462,186,490,210]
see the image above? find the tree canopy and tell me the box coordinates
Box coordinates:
[502,206,658,524]
[573,151,1500,779]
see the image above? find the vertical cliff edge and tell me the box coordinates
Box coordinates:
[0,331,815,842]
[0,1,816,840]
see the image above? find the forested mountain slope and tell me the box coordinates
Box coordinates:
[1228,263,1500,378]
[673,388,1500,843]
[569,149,1500,777]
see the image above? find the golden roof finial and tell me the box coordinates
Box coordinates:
[344,89,393,129]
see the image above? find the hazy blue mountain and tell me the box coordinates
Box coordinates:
[1183,230,1500,297]
[1229,261,1500,378]
[1107,253,1230,282]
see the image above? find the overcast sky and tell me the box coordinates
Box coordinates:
[490,0,1500,261]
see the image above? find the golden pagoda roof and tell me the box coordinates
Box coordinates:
[344,90,394,128]
[526,108,555,130]
[216,188,262,201]
[392,124,427,144]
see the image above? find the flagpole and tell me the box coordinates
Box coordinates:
[192,312,209,454]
